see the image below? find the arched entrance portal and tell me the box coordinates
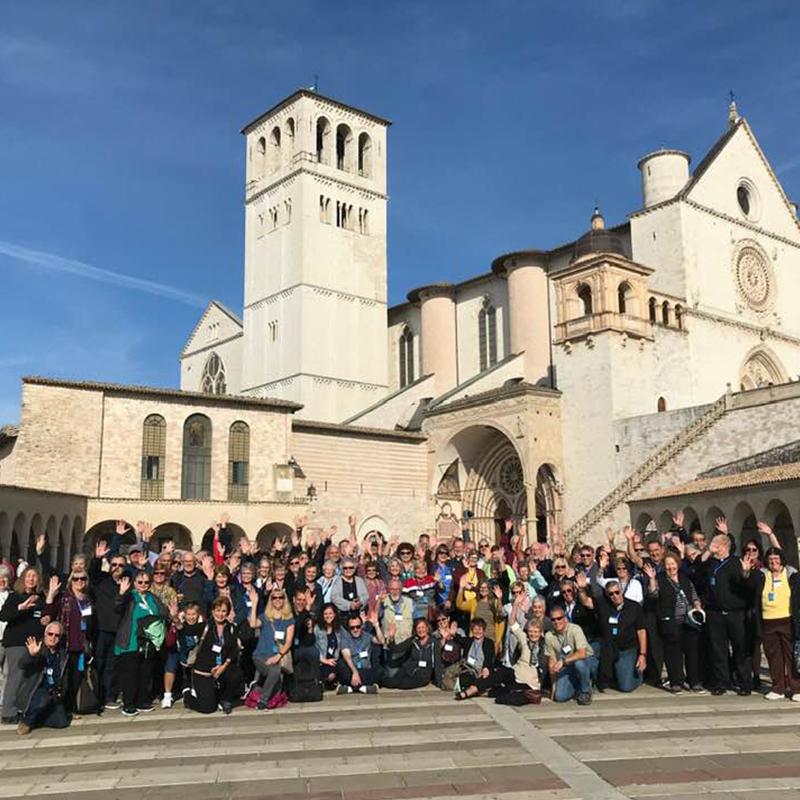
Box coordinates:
[434,425,528,545]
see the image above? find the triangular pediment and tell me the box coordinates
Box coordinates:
[181,301,243,357]
[682,120,800,241]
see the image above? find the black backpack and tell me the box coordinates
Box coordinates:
[289,658,323,703]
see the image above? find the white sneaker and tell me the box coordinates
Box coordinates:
[791,694,800,703]
[161,693,173,709]
[764,691,783,700]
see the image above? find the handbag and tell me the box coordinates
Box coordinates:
[75,662,101,714]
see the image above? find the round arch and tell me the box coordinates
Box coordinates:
[83,520,136,557]
[635,511,654,533]
[657,509,674,534]
[200,523,247,555]
[731,500,757,553]
[0,511,10,561]
[28,514,44,563]
[153,523,193,554]
[357,515,389,542]
[256,522,293,553]
[58,515,71,573]
[681,506,700,533]
[703,505,726,539]
[534,463,561,543]
[763,498,798,567]
[71,517,83,558]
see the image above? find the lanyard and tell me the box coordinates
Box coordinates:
[713,558,729,577]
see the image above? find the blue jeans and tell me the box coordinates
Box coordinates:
[587,640,601,683]
[553,658,592,702]
[615,647,644,693]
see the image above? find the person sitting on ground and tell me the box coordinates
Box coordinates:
[248,585,294,708]
[457,618,546,704]
[382,618,443,690]
[180,596,242,714]
[544,603,593,705]
[337,610,383,694]
[17,623,70,735]
[454,617,496,698]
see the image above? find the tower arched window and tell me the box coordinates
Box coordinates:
[399,327,415,388]
[201,353,227,395]
[140,415,166,500]
[478,298,498,371]
[358,132,373,177]
[228,421,250,502]
[662,300,670,326]
[336,123,353,172]
[256,136,266,177]
[316,117,331,165]
[283,117,295,161]
[267,126,281,173]
[182,414,212,500]
[675,304,683,330]
[618,282,632,314]
[578,284,593,316]
[657,396,667,413]
[649,296,657,323]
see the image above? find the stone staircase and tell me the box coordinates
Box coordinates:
[566,393,730,544]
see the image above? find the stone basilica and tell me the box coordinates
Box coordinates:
[3,89,800,566]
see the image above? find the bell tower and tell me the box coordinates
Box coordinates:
[239,89,390,422]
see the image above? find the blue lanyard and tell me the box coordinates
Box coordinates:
[713,558,729,577]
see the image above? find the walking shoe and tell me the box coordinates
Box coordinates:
[161,693,173,709]
[365,684,379,695]
[737,688,752,697]
[576,692,592,706]
[791,694,800,703]
[103,702,121,711]
[137,704,155,713]
[337,685,352,695]
[668,685,683,694]
[765,691,784,700]
[691,685,707,695]
[710,687,725,696]
[221,701,233,715]
[121,707,139,717]
[17,722,31,736]
[1,716,18,725]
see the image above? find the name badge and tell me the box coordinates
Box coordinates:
[212,644,222,653]
[33,610,42,619]
[81,607,92,617]
[709,577,716,587]
[609,615,619,625]
[773,580,782,587]
[46,668,54,676]
[275,631,285,641]
[444,643,453,652]
[327,646,336,656]
[418,660,427,668]
[769,592,776,602]
[467,656,477,666]
[245,599,252,608]
[552,590,560,597]
[394,613,404,621]
[294,639,300,647]
[612,627,618,636]
[561,645,572,655]
[359,650,369,659]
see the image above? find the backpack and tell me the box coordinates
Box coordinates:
[289,658,323,703]
[75,662,101,714]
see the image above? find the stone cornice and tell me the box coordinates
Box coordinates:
[180,331,243,360]
[245,164,387,206]
[424,382,560,418]
[685,306,800,346]
[245,283,386,312]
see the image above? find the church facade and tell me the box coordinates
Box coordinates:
[3,88,800,564]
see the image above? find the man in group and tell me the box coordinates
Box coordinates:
[172,551,208,608]
[337,614,382,694]
[331,558,369,620]
[544,604,593,705]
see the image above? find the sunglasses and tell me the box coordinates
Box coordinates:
[512,590,523,595]
[561,588,574,593]
[111,562,125,569]
[342,565,356,570]
[349,625,362,631]
[289,561,300,566]
[744,547,759,552]
[272,594,285,600]
[45,632,61,638]
[607,590,621,597]
[73,576,88,582]
[634,547,645,552]
[551,615,565,621]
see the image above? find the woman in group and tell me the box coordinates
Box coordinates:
[247,585,294,708]
[748,545,800,701]
[317,560,338,604]
[114,571,172,716]
[181,596,242,714]
[314,602,341,690]
[0,566,11,690]
[362,560,385,618]
[403,560,437,621]
[0,567,52,723]
[46,568,95,715]
[382,618,443,689]
[595,556,643,604]
[151,561,179,709]
[255,557,272,592]
[742,537,766,689]
[643,552,704,694]
[206,565,248,626]
[501,581,531,666]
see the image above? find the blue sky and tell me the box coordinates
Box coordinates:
[2,0,799,423]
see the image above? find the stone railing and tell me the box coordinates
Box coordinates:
[566,393,729,543]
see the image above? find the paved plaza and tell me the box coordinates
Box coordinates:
[1,685,799,799]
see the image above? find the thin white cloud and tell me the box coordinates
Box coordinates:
[776,154,800,176]
[0,240,208,308]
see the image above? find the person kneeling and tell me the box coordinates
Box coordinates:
[180,597,243,714]
[337,610,383,694]
[18,624,70,735]
[382,619,443,690]
[544,608,593,705]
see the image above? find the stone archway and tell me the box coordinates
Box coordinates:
[764,498,798,568]
[154,523,194,554]
[434,424,528,545]
[256,522,294,553]
[739,345,787,391]
[534,464,561,543]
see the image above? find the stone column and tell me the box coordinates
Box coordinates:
[507,259,551,385]
[419,285,457,395]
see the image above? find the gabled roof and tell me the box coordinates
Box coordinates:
[181,300,243,357]
[675,120,742,201]
[427,352,524,410]
[341,373,434,426]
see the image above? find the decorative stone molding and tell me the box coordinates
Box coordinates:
[731,239,776,314]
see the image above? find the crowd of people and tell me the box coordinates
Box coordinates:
[0,509,798,735]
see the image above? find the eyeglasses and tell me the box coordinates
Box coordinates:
[111,562,125,569]
[342,565,356,570]
[154,571,167,576]
[580,553,593,559]
[634,547,645,553]
[744,547,759,553]
[349,624,362,631]
[550,615,565,622]
[554,565,567,570]
[289,561,300,567]
[398,551,412,557]
[136,582,151,588]
[73,576,88,583]
[45,632,61,638]
[607,589,622,597]
[561,588,574,594]
[512,590,523,595]
[272,594,285,600]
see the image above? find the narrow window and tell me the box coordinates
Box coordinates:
[268,126,281,173]
[336,124,353,171]
[358,132,373,177]
[649,297,657,323]
[618,282,631,314]
[256,136,266,176]
[578,284,593,316]
[228,422,250,502]
[478,298,498,371]
[657,397,667,413]
[316,117,331,164]
[399,327,415,387]
[662,300,670,326]
[182,414,212,500]
[675,304,683,330]
[140,415,166,500]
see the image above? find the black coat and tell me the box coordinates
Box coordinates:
[89,558,125,633]
[653,571,698,637]
[181,621,240,673]
[0,591,47,647]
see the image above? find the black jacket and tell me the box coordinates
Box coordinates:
[390,636,444,685]
[700,556,755,612]
[0,591,47,647]
[172,570,209,608]
[596,598,645,652]
[89,558,125,634]
[652,571,698,635]
[181,621,240,673]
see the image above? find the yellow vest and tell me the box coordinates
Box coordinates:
[762,568,791,620]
